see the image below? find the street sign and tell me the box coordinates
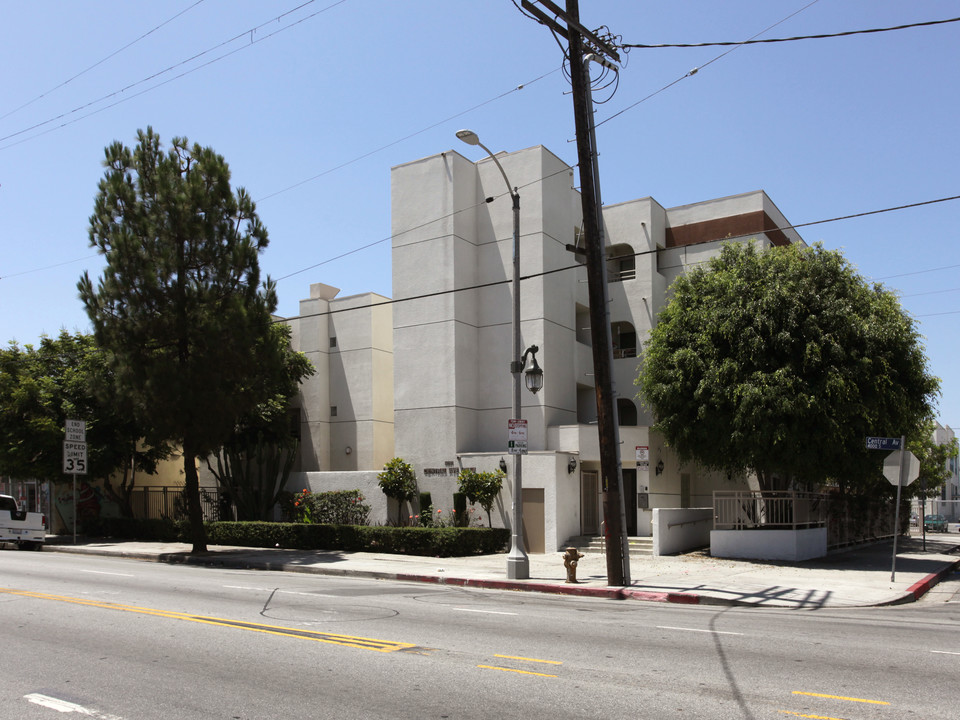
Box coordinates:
[883,450,919,487]
[507,419,528,455]
[866,436,902,451]
[636,445,649,471]
[63,441,87,475]
[65,418,86,443]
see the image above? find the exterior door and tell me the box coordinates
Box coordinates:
[581,472,599,535]
[521,488,545,554]
[622,469,637,536]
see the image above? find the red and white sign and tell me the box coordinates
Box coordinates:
[508,419,528,455]
[636,445,649,470]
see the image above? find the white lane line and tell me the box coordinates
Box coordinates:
[223,585,336,598]
[656,625,744,636]
[932,650,960,655]
[25,693,123,718]
[453,607,519,616]
[78,570,135,577]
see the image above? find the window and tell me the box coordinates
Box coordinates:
[329,336,337,348]
[330,406,337,417]
[611,321,637,359]
[617,399,637,426]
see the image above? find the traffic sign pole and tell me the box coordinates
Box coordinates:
[890,435,906,582]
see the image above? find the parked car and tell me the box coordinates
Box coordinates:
[924,514,947,533]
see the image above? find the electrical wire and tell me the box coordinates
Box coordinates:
[596,0,822,130]
[0,0,208,123]
[621,16,960,49]
[274,191,960,323]
[0,0,342,148]
[256,66,561,203]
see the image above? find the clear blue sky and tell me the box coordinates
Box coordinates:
[2,1,957,429]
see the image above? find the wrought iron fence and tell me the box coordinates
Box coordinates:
[127,486,235,523]
[713,491,829,531]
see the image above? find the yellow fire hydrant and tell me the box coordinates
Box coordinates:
[562,546,585,584]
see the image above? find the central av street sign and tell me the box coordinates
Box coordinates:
[866,436,902,451]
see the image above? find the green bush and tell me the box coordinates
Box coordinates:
[203,521,509,556]
[306,490,370,525]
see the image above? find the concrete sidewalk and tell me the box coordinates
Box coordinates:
[42,534,960,610]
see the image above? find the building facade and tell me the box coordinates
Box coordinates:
[288,143,806,551]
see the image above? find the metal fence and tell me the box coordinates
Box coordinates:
[127,486,235,523]
[714,490,902,549]
[713,491,829,531]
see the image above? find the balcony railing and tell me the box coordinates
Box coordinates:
[713,491,828,531]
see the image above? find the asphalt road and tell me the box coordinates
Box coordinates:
[2,550,958,719]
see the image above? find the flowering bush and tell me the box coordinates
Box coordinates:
[278,489,370,525]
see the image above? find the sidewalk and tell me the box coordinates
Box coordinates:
[43,534,960,610]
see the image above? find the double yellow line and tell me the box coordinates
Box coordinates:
[0,587,419,653]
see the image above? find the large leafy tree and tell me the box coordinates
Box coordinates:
[79,127,277,552]
[205,323,314,521]
[637,242,940,494]
[0,332,167,510]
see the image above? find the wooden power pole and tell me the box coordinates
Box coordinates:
[521,0,630,585]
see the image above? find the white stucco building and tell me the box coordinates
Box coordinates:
[287,143,806,551]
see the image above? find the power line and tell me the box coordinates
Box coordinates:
[275,191,960,323]
[595,0,822,129]
[0,1,343,148]
[621,16,960,49]
[256,66,561,204]
[0,0,208,123]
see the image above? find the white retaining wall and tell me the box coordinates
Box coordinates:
[652,508,713,556]
[710,527,827,561]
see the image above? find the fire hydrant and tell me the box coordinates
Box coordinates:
[562,546,585,584]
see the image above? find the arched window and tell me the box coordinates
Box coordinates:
[607,243,636,282]
[617,398,638,426]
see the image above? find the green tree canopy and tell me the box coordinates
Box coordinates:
[79,127,278,551]
[377,458,418,524]
[457,468,504,527]
[0,332,167,512]
[636,242,940,494]
[205,323,315,521]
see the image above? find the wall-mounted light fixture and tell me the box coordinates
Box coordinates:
[655,459,664,475]
[567,456,577,474]
[499,457,508,473]
[345,446,352,455]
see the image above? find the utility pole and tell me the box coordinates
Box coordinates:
[521,0,629,586]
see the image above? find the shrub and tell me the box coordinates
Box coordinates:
[457,469,504,527]
[202,521,509,556]
[378,458,418,524]
[306,490,370,526]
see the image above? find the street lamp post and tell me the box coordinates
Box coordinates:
[456,129,541,580]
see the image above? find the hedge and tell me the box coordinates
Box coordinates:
[82,517,509,557]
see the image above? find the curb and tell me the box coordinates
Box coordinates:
[906,558,960,600]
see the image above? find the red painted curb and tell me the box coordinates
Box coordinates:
[906,558,960,600]
[394,573,704,603]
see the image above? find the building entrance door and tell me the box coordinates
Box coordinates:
[581,472,599,535]
[622,469,637,536]
[521,488,545,554]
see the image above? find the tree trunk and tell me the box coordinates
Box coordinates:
[183,442,208,553]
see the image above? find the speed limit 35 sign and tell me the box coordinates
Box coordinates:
[63,440,87,475]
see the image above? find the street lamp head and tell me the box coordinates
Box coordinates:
[456,129,481,146]
[522,345,543,395]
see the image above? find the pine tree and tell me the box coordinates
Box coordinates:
[79,128,277,552]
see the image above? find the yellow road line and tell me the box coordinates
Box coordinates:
[0,587,417,653]
[792,691,890,706]
[778,711,848,720]
[493,654,563,665]
[476,665,558,678]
